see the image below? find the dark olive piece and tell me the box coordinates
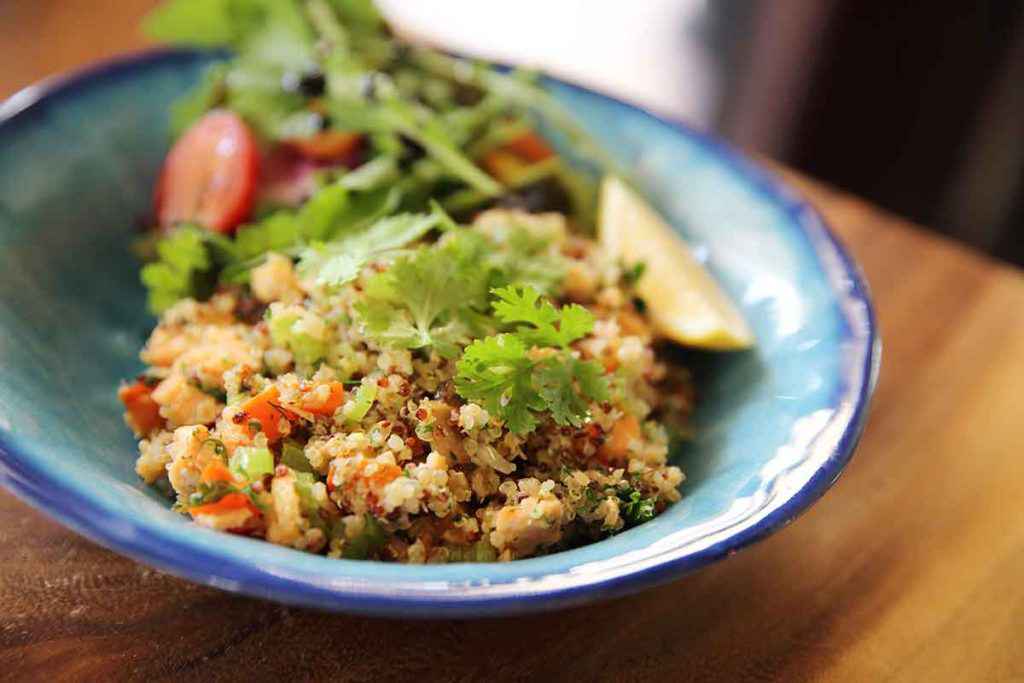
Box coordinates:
[282,69,326,97]
[496,177,573,214]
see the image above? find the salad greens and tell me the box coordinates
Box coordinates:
[142,0,619,435]
[142,0,608,315]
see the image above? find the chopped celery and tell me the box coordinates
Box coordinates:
[229,446,274,480]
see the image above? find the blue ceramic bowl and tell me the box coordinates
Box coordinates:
[0,50,878,617]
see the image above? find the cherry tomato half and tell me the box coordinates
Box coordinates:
[155,110,259,233]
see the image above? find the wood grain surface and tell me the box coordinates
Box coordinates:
[2,3,1024,681]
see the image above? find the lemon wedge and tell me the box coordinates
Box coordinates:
[598,176,754,350]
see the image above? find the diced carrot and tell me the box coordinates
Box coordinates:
[367,463,402,488]
[503,131,555,163]
[597,414,641,464]
[617,309,651,337]
[188,492,260,517]
[482,149,529,184]
[240,386,295,443]
[285,131,362,164]
[118,381,164,435]
[201,461,234,485]
[326,462,337,493]
[299,381,346,416]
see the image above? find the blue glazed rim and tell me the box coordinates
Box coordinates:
[0,49,879,617]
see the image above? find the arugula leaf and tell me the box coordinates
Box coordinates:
[143,0,238,46]
[140,227,216,314]
[492,285,593,348]
[221,184,400,283]
[327,96,503,197]
[354,229,491,357]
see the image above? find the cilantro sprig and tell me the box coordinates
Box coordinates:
[455,286,608,434]
[354,230,492,358]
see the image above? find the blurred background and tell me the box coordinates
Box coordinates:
[3,1,1022,264]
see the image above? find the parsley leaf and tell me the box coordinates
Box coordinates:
[535,356,609,427]
[619,487,657,527]
[492,285,594,348]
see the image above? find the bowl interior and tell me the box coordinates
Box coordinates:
[0,51,872,614]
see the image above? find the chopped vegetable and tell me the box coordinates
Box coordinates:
[285,130,362,163]
[229,446,274,480]
[597,414,640,464]
[619,487,657,527]
[155,110,259,233]
[239,386,294,442]
[298,381,346,416]
[340,514,388,559]
[280,440,315,473]
[188,491,261,517]
[344,381,377,425]
[200,461,235,485]
[117,381,164,434]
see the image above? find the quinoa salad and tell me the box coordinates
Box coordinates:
[118,1,746,563]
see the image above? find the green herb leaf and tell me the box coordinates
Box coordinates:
[454,334,542,434]
[455,288,607,433]
[354,229,491,357]
[619,488,657,527]
[298,208,439,290]
[492,285,593,348]
[140,226,216,314]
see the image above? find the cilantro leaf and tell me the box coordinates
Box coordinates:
[354,229,492,357]
[492,285,594,348]
[140,227,217,314]
[455,289,608,434]
[298,209,441,290]
[454,334,543,434]
[535,356,609,427]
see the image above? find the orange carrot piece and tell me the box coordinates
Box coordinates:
[299,381,346,416]
[597,415,641,464]
[201,461,234,485]
[240,386,294,443]
[482,149,529,183]
[188,492,260,517]
[504,131,555,162]
[286,131,362,164]
[368,463,402,488]
[118,381,164,435]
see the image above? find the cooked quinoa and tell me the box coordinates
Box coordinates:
[123,0,698,562]
[123,209,692,561]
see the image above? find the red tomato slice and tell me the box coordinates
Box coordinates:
[155,110,259,234]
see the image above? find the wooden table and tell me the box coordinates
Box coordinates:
[3,3,1024,681]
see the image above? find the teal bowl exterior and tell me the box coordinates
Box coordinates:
[0,50,878,617]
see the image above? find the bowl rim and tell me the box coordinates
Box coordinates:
[0,48,880,617]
